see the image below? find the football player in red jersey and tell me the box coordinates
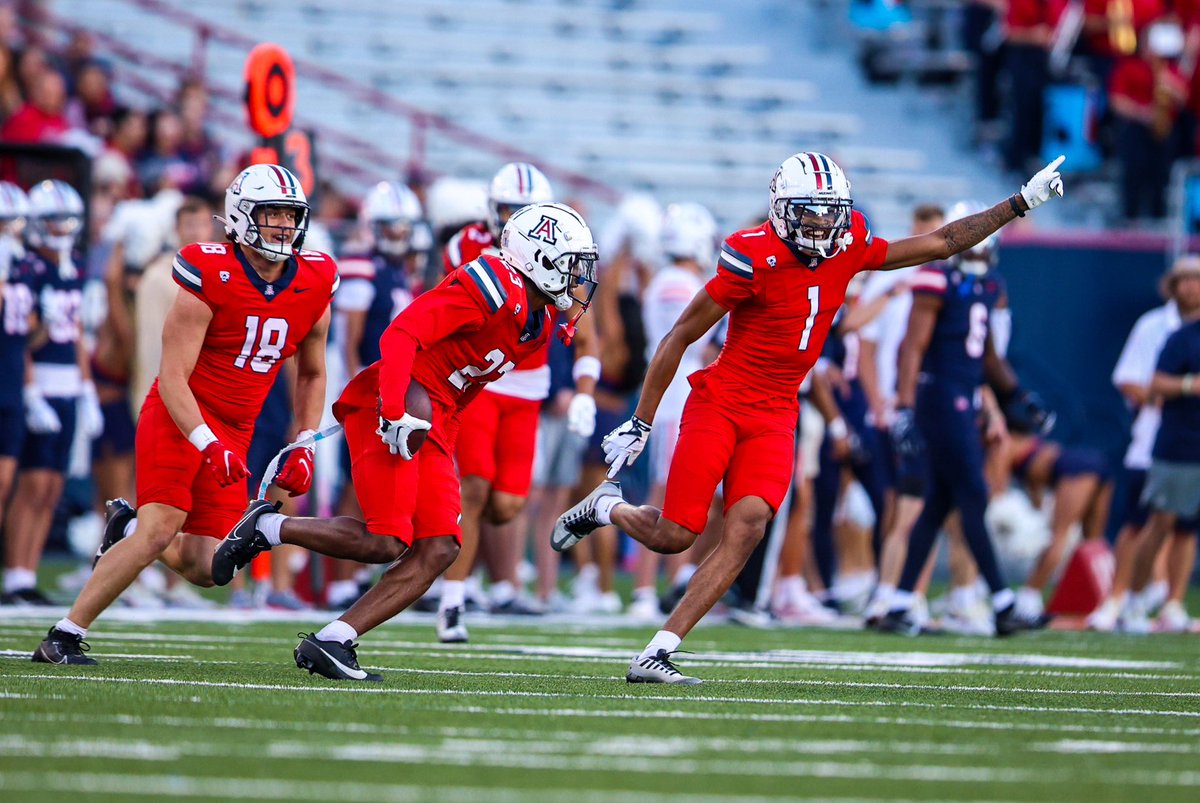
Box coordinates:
[32,164,338,666]
[436,163,599,643]
[554,151,1067,684]
[211,202,599,682]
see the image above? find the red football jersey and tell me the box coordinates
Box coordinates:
[164,241,339,428]
[694,212,888,409]
[442,222,496,274]
[335,254,551,450]
[442,220,552,382]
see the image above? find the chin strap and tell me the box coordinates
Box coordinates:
[557,305,586,345]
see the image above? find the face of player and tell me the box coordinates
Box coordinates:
[255,205,302,247]
[176,208,214,247]
[1173,273,1200,314]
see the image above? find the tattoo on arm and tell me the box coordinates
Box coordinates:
[941,198,1016,256]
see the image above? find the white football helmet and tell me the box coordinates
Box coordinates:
[0,181,28,238]
[27,179,84,252]
[500,202,598,312]
[487,162,554,240]
[660,202,718,268]
[769,152,854,258]
[362,180,423,257]
[946,199,997,276]
[220,164,309,263]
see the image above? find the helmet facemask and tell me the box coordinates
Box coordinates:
[776,198,852,259]
[372,219,414,257]
[538,246,599,312]
[242,201,309,263]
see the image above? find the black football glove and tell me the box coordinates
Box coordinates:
[1003,389,1056,436]
[889,407,925,460]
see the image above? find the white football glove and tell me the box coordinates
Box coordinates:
[566,393,597,439]
[376,412,431,460]
[79,381,105,439]
[23,385,61,435]
[601,416,652,478]
[1019,155,1065,211]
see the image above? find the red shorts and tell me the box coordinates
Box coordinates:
[343,403,461,546]
[454,389,540,497]
[661,390,796,535]
[134,392,252,539]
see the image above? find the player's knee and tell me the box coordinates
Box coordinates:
[460,476,491,514]
[422,535,460,572]
[136,522,178,554]
[487,493,525,524]
[364,532,409,563]
[653,518,695,554]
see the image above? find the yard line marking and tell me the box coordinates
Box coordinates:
[1038,740,1199,755]
[9,674,1199,718]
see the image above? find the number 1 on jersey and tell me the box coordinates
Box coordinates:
[235,315,289,373]
[798,286,819,350]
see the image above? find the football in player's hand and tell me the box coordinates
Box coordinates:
[405,380,433,454]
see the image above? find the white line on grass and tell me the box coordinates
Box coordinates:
[9,673,1198,719]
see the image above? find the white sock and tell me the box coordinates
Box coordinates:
[949,584,976,613]
[123,519,137,539]
[672,563,697,588]
[639,629,682,660]
[633,585,657,602]
[872,582,895,604]
[55,617,87,638]
[991,587,1015,612]
[889,589,914,612]
[256,512,286,546]
[326,579,358,605]
[595,495,621,525]
[490,580,516,606]
[315,619,358,644]
[4,568,36,593]
[1015,586,1043,617]
[441,580,466,611]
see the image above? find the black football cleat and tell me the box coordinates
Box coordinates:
[32,627,97,665]
[94,497,136,568]
[870,608,925,637]
[1,587,57,606]
[994,604,1033,637]
[211,499,280,586]
[294,632,382,682]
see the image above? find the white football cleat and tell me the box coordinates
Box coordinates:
[1156,601,1190,634]
[626,649,702,685]
[437,605,469,643]
[551,480,622,552]
[1085,599,1120,633]
[1119,597,1151,635]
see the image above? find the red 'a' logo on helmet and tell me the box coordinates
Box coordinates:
[527,215,559,244]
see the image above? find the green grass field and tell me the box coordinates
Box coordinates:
[2,612,1198,802]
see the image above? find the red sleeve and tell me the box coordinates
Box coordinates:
[171,246,214,310]
[854,212,888,271]
[704,266,756,310]
[377,278,487,418]
[909,267,948,297]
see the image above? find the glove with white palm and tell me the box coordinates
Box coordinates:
[376,413,431,460]
[23,385,61,435]
[1019,155,1066,211]
[601,416,651,478]
[566,393,597,438]
[79,381,105,439]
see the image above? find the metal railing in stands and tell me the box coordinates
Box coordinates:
[24,0,621,201]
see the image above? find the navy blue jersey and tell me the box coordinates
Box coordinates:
[338,252,412,368]
[0,255,40,404]
[26,250,84,369]
[911,264,1005,392]
[1153,319,1200,463]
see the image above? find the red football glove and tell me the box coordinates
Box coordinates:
[202,440,249,488]
[273,445,314,497]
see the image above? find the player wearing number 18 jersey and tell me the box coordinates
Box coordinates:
[554,150,1068,684]
[34,164,336,666]
[207,202,599,682]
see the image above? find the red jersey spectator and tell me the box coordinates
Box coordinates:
[0,67,71,143]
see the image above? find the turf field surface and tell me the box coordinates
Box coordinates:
[1,610,1198,802]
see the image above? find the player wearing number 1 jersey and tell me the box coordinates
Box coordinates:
[554,151,1068,684]
[33,164,337,666]
[207,202,599,682]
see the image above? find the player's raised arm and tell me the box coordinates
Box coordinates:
[879,156,1066,271]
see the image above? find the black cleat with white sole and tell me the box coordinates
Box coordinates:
[870,608,926,637]
[294,632,382,682]
[94,497,136,568]
[626,649,702,685]
[211,499,280,586]
[551,480,622,552]
[436,605,469,643]
[32,627,97,665]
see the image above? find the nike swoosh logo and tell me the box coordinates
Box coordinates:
[294,287,311,294]
[314,644,367,679]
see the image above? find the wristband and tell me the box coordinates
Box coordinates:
[827,417,848,440]
[187,423,218,452]
[1184,374,1195,396]
[295,428,318,447]
[572,355,601,383]
[1008,194,1025,218]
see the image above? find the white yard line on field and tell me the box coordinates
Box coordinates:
[8,673,1199,719]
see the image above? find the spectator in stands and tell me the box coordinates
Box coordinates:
[1110,20,1189,220]
[14,45,48,96]
[70,59,117,139]
[962,0,1007,147]
[174,77,221,194]
[0,66,71,143]
[1003,0,1060,173]
[136,109,202,196]
[0,42,23,123]
[105,107,149,199]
